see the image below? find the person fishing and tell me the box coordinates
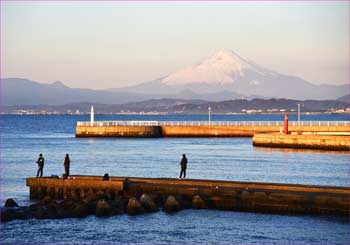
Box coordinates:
[64,154,70,179]
[36,153,45,178]
[179,154,187,179]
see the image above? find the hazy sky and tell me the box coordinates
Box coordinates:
[1,1,349,89]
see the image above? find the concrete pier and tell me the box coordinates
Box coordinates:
[76,121,350,138]
[27,176,124,200]
[76,125,162,137]
[27,176,350,216]
[253,133,350,151]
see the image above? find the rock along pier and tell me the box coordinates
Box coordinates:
[26,176,350,217]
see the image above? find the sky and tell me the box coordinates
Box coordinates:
[1,1,349,89]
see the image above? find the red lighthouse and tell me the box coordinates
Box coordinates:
[284,113,289,134]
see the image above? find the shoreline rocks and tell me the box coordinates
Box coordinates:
[126,197,144,215]
[140,194,157,212]
[192,195,206,209]
[1,193,193,222]
[5,199,19,208]
[164,195,181,213]
[95,200,112,217]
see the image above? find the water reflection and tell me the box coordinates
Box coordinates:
[87,138,97,144]
[253,146,349,155]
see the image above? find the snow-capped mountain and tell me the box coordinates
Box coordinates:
[161,50,277,86]
[119,50,347,100]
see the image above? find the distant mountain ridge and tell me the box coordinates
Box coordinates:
[1,78,152,106]
[117,50,348,100]
[1,77,253,106]
[338,94,350,102]
[3,98,349,114]
[1,51,348,106]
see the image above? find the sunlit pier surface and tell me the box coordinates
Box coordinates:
[253,133,350,151]
[27,175,350,216]
[76,120,350,138]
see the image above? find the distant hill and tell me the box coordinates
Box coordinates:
[168,99,350,114]
[1,78,248,106]
[3,98,349,114]
[338,94,350,102]
[1,78,152,106]
[2,52,348,105]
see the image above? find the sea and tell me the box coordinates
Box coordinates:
[1,114,349,244]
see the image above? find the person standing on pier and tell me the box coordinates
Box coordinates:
[36,154,44,178]
[63,154,70,179]
[179,154,187,179]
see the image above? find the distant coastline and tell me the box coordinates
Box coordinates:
[2,98,349,115]
[2,111,349,116]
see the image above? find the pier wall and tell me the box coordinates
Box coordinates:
[76,126,162,138]
[26,176,350,216]
[253,133,350,151]
[76,125,350,138]
[27,177,124,200]
[161,125,256,137]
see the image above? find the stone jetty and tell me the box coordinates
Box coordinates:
[2,175,348,222]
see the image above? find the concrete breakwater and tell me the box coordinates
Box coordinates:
[0,176,340,221]
[76,122,350,138]
[2,176,348,222]
[75,125,162,137]
[253,133,350,151]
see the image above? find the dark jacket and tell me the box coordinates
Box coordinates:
[180,156,187,169]
[37,156,44,167]
[64,156,70,168]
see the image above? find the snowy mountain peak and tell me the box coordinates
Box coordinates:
[161,50,265,86]
[205,50,249,66]
[118,50,347,100]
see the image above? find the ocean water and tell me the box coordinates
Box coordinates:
[1,114,349,244]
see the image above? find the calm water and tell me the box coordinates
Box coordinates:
[1,114,349,244]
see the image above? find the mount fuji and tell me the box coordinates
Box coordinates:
[119,50,348,100]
